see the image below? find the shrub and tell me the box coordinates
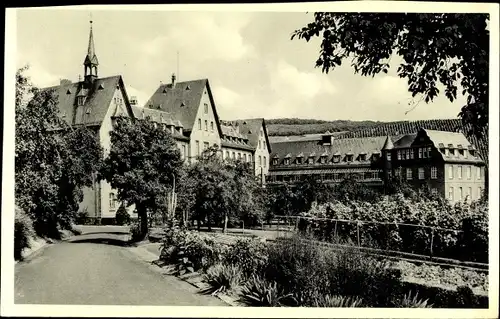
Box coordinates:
[14,206,34,261]
[313,294,364,307]
[398,291,432,308]
[203,263,243,295]
[223,238,268,278]
[115,206,131,226]
[130,220,142,242]
[239,274,295,307]
[75,209,90,225]
[160,228,227,274]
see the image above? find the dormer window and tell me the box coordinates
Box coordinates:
[77,96,86,106]
[333,154,341,163]
[359,153,366,161]
[272,158,279,165]
[346,153,354,162]
[372,153,380,161]
[308,157,314,164]
[284,158,290,165]
[320,156,327,164]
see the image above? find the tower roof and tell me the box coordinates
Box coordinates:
[84,20,99,66]
[382,135,394,150]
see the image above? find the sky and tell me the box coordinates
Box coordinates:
[16,8,467,122]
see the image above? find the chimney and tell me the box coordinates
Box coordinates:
[171,73,176,88]
[60,79,72,86]
[130,96,138,106]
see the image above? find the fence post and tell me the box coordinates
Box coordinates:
[430,227,435,259]
[334,220,337,240]
[356,221,361,247]
[295,216,299,231]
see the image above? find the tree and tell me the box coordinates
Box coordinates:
[15,66,103,237]
[100,116,183,239]
[292,13,489,138]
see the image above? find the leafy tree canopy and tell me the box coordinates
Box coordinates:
[292,13,489,137]
[15,66,103,237]
[100,116,184,238]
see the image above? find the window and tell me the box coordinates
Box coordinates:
[477,167,481,180]
[249,154,252,162]
[398,150,402,160]
[210,121,214,132]
[448,165,454,179]
[359,154,366,161]
[333,173,339,180]
[448,187,454,201]
[386,152,392,161]
[238,153,241,160]
[346,155,353,162]
[467,166,471,179]
[418,148,423,159]
[204,103,208,114]
[284,158,290,165]
[109,193,116,210]
[406,149,410,160]
[431,167,437,179]
[259,156,262,166]
[410,149,414,159]
[308,157,314,164]
[372,172,379,179]
[77,96,86,106]
[320,156,326,164]
[204,142,209,150]
[464,150,468,159]
[418,168,425,180]
[232,152,235,159]
[263,141,266,150]
[445,148,450,156]
[244,154,247,162]
[181,145,186,160]
[205,120,208,131]
[478,187,482,198]
[198,119,201,130]
[395,168,401,177]
[468,187,472,201]
[272,158,278,165]
[263,156,267,167]
[458,187,463,201]
[406,168,413,180]
[401,150,406,160]
[457,166,462,179]
[226,151,229,159]
[196,141,200,156]
[427,147,432,158]
[333,155,340,163]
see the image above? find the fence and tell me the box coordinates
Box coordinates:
[271,215,488,267]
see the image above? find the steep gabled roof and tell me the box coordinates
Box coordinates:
[144,79,223,135]
[423,129,472,149]
[38,75,133,127]
[233,118,272,152]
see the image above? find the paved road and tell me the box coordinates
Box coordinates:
[14,238,225,306]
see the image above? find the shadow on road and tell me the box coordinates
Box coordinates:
[67,237,132,247]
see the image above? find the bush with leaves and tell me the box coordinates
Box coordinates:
[14,206,34,261]
[203,263,243,296]
[115,206,131,226]
[239,274,295,307]
[312,294,364,307]
[223,238,268,278]
[398,291,433,308]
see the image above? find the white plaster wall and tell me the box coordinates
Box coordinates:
[188,86,221,162]
[253,125,270,176]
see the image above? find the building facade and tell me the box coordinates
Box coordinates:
[268,128,486,203]
[35,21,272,222]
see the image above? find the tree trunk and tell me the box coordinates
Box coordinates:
[223,213,228,234]
[137,205,149,240]
[207,213,212,232]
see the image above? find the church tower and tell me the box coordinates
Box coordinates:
[83,20,99,84]
[381,135,394,187]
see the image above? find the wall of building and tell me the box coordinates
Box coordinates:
[444,163,485,203]
[189,85,221,162]
[78,185,97,218]
[176,140,190,163]
[254,125,270,176]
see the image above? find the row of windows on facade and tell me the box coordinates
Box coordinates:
[395,146,476,161]
[447,165,482,180]
[448,186,482,201]
[394,167,438,180]
[393,165,482,181]
[268,171,381,183]
[192,140,267,167]
[149,121,183,135]
[275,153,380,166]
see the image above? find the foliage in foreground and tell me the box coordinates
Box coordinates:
[300,194,488,262]
[14,206,34,260]
[203,263,243,296]
[15,66,103,238]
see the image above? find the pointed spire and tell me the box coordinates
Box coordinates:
[382,135,394,150]
[84,19,99,83]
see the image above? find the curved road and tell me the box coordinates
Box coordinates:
[14,234,225,306]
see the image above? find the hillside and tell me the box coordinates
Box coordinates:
[265,119,384,136]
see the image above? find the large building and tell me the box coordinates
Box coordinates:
[268,128,486,203]
[35,21,271,222]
